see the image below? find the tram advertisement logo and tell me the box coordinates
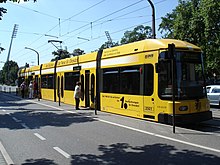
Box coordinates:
[120,97,139,109]
[102,95,139,109]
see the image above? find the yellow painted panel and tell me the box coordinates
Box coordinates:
[41,88,54,101]
[101,93,143,119]
[64,90,74,105]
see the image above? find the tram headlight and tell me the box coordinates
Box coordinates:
[179,106,188,111]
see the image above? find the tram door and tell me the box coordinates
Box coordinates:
[34,76,39,98]
[81,69,95,108]
[85,70,90,107]
[143,64,155,120]
[56,73,65,103]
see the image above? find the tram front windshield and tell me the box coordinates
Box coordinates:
[158,51,206,100]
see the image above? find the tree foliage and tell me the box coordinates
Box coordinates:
[0,60,19,85]
[51,49,70,61]
[0,7,6,20]
[99,41,119,51]
[159,0,220,77]
[72,48,85,56]
[0,0,36,2]
[0,0,36,20]
[120,25,152,44]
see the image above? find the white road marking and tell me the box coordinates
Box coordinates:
[66,111,76,114]
[21,123,29,129]
[53,147,70,158]
[27,100,220,154]
[98,119,220,153]
[0,141,14,165]
[12,117,21,122]
[27,100,64,111]
[34,133,46,141]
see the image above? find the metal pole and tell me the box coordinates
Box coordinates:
[168,44,176,133]
[147,0,156,39]
[7,24,18,84]
[58,90,61,106]
[7,24,18,62]
[172,57,176,133]
[95,96,97,115]
[25,47,40,65]
[38,88,40,101]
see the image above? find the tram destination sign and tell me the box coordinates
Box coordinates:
[73,66,81,71]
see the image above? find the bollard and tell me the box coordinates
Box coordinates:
[16,87,18,95]
[94,96,97,115]
[58,92,61,106]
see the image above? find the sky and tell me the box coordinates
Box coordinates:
[0,0,178,69]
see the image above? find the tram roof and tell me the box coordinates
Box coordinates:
[102,39,201,58]
[25,39,201,70]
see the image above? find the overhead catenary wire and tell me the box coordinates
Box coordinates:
[10,0,107,61]
[14,17,155,63]
[14,17,158,63]
[8,1,60,20]
[12,0,143,60]
[29,17,161,61]
[61,0,145,38]
[12,0,169,64]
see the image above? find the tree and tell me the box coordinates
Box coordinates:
[0,0,37,20]
[0,0,36,2]
[1,60,19,85]
[120,25,152,45]
[0,7,6,20]
[0,45,5,53]
[72,48,85,56]
[99,41,119,51]
[159,0,220,78]
[51,49,70,61]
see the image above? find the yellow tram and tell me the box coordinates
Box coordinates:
[18,39,212,124]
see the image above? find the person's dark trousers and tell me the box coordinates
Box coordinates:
[21,90,25,98]
[75,98,80,110]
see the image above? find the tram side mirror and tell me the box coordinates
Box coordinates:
[156,63,161,73]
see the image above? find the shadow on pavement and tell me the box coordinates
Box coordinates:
[70,143,220,165]
[21,143,220,165]
[0,110,96,130]
[22,158,58,165]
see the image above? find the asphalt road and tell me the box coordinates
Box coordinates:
[0,92,220,165]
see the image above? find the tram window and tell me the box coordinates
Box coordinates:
[65,72,80,90]
[41,74,54,89]
[120,66,140,95]
[103,68,120,93]
[144,64,154,96]
[102,66,141,95]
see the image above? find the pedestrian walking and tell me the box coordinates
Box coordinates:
[74,81,81,110]
[29,81,34,99]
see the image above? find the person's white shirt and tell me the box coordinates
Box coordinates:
[74,85,81,98]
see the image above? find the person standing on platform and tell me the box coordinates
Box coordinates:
[74,81,81,110]
[20,81,26,98]
[29,81,34,99]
